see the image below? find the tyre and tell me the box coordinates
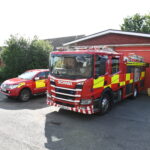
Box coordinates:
[117,89,122,102]
[98,94,111,115]
[19,89,31,102]
[131,87,138,99]
[7,96,12,99]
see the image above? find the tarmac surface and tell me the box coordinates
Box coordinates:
[0,93,150,150]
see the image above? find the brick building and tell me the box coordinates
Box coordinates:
[64,29,150,89]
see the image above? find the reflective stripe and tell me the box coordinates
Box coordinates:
[93,73,140,89]
[88,111,92,114]
[141,72,145,78]
[93,76,104,88]
[73,108,76,111]
[35,80,46,88]
[129,79,133,83]
[18,82,25,88]
[104,84,111,88]
[52,95,80,103]
[49,75,86,82]
[82,110,86,114]
[111,74,119,84]
[51,85,82,91]
[126,73,130,81]
[127,62,146,66]
[120,81,125,86]
[140,72,145,80]
[51,90,81,97]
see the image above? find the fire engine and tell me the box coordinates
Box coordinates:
[47,46,149,115]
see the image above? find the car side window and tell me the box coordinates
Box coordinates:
[45,72,49,78]
[37,72,46,79]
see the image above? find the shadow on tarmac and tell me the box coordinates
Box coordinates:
[0,93,48,110]
[44,94,150,150]
[44,109,98,150]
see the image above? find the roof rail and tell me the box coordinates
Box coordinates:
[56,45,119,54]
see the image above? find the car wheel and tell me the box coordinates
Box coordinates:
[19,89,31,102]
[6,96,11,99]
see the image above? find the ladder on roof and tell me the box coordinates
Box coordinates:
[128,53,144,62]
[57,45,118,54]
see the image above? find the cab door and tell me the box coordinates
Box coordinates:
[33,71,49,94]
[93,55,108,98]
[110,56,120,91]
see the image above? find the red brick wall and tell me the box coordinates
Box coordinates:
[115,46,150,62]
[115,46,150,89]
[76,34,150,46]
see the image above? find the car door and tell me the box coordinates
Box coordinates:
[33,71,49,94]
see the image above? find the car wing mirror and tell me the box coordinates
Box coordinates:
[34,77,40,81]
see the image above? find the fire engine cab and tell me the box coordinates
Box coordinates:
[47,46,148,115]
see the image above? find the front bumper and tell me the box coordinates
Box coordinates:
[47,97,94,115]
[0,88,20,97]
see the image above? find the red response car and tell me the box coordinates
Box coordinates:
[0,69,49,101]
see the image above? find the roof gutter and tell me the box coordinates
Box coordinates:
[63,30,150,46]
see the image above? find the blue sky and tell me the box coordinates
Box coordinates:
[0,0,149,45]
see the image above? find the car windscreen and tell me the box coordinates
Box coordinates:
[18,71,38,80]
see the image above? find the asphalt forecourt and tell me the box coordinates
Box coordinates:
[0,93,150,150]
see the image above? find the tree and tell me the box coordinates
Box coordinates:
[0,35,52,80]
[120,13,150,33]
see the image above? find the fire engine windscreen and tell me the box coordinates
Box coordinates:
[50,54,93,79]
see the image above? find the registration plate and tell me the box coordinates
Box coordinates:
[60,105,69,110]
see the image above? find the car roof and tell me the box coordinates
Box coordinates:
[26,69,49,72]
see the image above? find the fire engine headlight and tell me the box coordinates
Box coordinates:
[9,84,19,89]
[80,99,92,105]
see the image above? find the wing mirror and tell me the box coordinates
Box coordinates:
[34,76,45,81]
[34,77,40,81]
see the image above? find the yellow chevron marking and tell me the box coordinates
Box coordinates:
[111,74,119,84]
[93,76,104,88]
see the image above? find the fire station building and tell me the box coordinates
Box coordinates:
[64,29,150,89]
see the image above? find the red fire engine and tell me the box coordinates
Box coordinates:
[47,46,149,115]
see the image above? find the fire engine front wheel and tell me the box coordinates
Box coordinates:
[19,89,31,102]
[98,94,111,115]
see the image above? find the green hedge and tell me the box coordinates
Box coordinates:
[0,35,52,81]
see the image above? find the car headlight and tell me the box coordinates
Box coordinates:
[8,84,19,89]
[0,84,3,89]
[80,99,92,105]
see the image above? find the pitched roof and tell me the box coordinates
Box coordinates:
[45,35,85,49]
[63,29,150,46]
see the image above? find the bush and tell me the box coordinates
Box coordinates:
[0,35,52,80]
